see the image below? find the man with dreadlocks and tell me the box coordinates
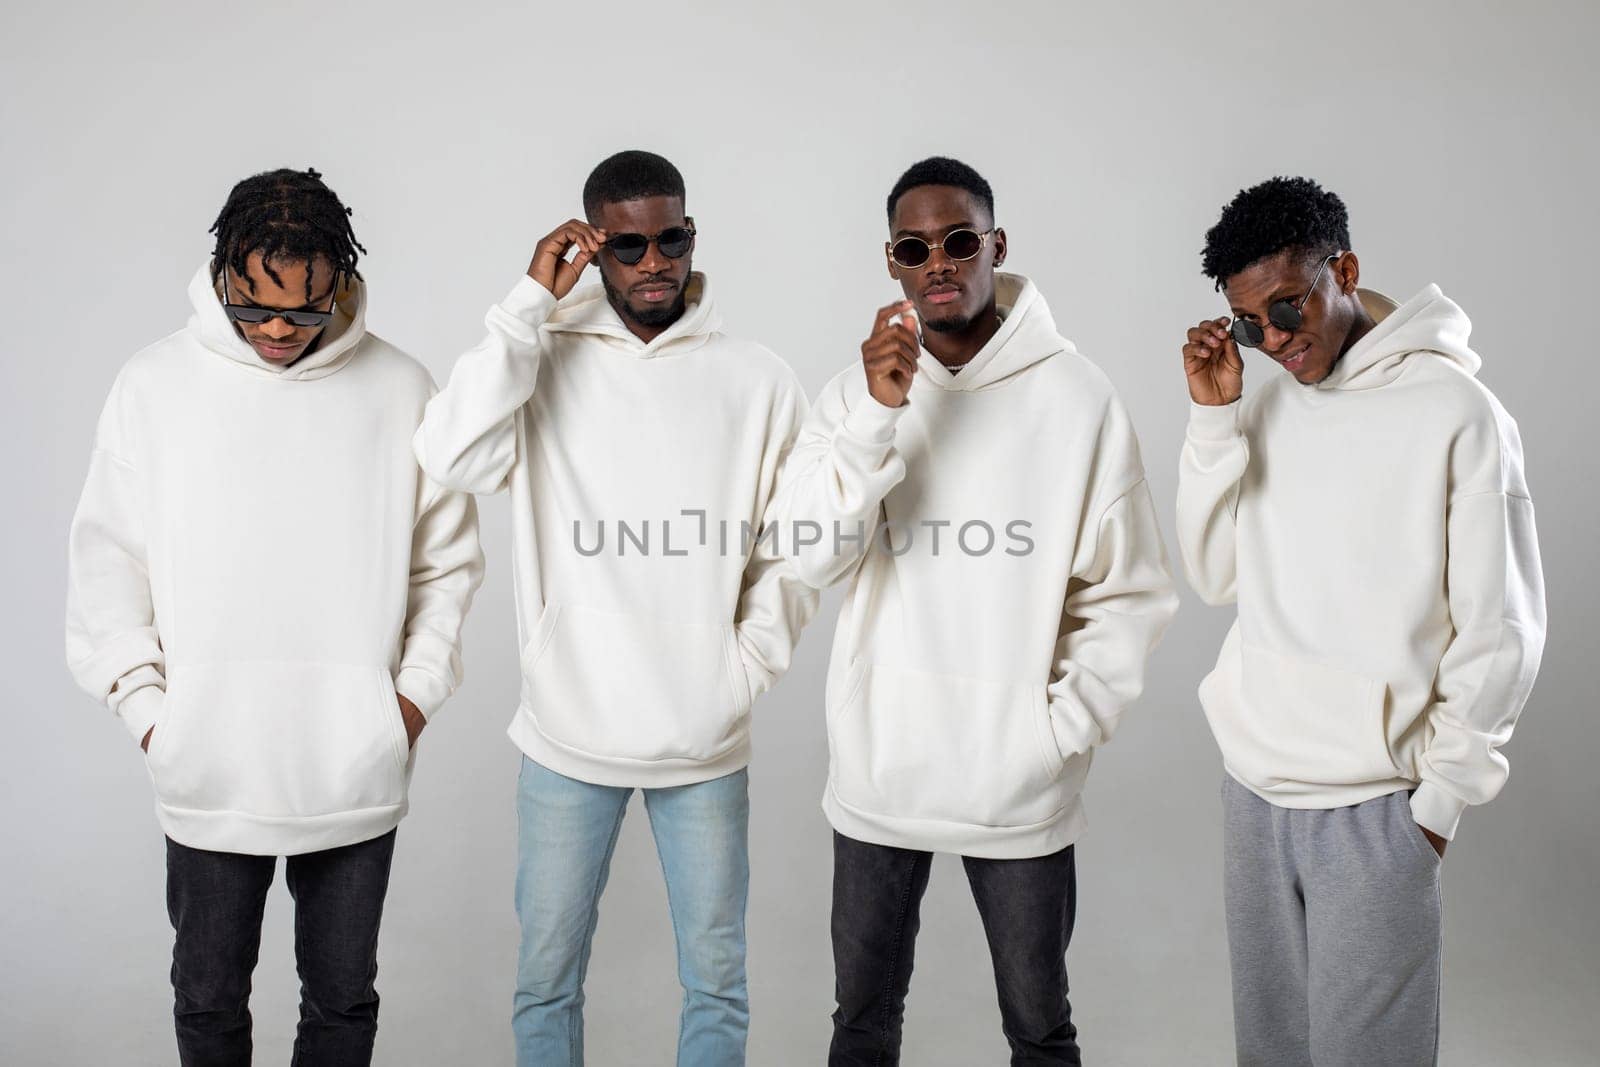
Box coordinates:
[1177,176,1546,1065]
[66,167,485,1065]
[416,149,817,1065]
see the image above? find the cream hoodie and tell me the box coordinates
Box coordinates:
[66,265,485,855]
[413,273,817,787]
[1178,285,1546,839]
[770,273,1179,858]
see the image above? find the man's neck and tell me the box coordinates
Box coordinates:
[923,301,1001,371]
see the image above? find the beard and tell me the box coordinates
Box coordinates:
[923,307,982,334]
[604,274,687,330]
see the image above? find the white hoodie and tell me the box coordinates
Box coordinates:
[413,273,817,787]
[1178,285,1546,839]
[66,265,485,856]
[770,273,1179,858]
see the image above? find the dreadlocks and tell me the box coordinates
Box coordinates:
[207,168,366,300]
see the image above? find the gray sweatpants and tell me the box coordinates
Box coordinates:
[1221,775,1442,1067]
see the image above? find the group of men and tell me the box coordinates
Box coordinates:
[66,151,1545,1066]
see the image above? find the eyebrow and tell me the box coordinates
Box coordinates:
[892,220,979,239]
[229,280,337,311]
[1230,284,1307,319]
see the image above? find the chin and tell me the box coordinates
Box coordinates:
[921,309,977,334]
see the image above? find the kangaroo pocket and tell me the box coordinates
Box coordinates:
[829,660,1064,828]
[146,660,408,818]
[520,602,750,763]
[1202,640,1396,788]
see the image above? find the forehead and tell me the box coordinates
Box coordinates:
[592,195,686,231]
[890,185,989,236]
[230,251,335,297]
[1222,250,1317,310]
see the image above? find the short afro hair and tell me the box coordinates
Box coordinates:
[1201,176,1350,289]
[887,156,994,224]
[582,150,686,220]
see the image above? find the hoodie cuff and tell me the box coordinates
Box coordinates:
[840,391,907,443]
[116,684,164,746]
[395,666,451,722]
[1187,399,1242,441]
[502,275,560,327]
[1409,781,1466,841]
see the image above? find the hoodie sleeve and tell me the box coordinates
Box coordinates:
[1176,400,1249,606]
[732,375,822,702]
[1409,402,1546,840]
[1045,406,1181,757]
[413,276,558,495]
[766,369,909,590]
[65,371,165,745]
[393,468,486,722]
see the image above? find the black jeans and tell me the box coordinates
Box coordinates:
[829,831,1080,1066]
[165,829,397,1067]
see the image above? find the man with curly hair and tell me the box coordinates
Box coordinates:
[1177,176,1546,1066]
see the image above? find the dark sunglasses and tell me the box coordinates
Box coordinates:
[221,271,341,328]
[888,227,994,269]
[604,222,696,266]
[1230,255,1337,349]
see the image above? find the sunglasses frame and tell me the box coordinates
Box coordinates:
[1230,253,1338,349]
[887,227,996,270]
[221,268,342,329]
[603,219,698,266]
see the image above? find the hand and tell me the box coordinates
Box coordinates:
[1421,826,1447,858]
[141,725,153,752]
[1183,317,1244,406]
[862,301,919,408]
[527,220,608,300]
[398,693,426,749]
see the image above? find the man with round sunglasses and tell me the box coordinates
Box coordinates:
[1177,176,1546,1066]
[769,156,1178,1065]
[65,167,485,1065]
[415,149,817,1065]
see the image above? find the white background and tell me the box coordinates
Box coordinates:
[3,1,1596,1063]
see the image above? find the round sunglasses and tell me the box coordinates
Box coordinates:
[888,228,994,269]
[1230,254,1337,348]
[604,223,696,266]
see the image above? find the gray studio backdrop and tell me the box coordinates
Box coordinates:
[4,1,1596,1064]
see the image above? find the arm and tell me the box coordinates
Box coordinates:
[393,472,486,727]
[1175,400,1248,606]
[733,380,822,701]
[413,221,606,494]
[1046,477,1181,757]
[1410,412,1546,841]
[65,379,164,746]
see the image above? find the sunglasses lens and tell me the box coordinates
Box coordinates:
[609,235,648,264]
[283,311,330,328]
[1267,300,1303,332]
[225,305,273,324]
[942,229,983,260]
[891,238,930,268]
[657,228,693,258]
[1231,320,1264,349]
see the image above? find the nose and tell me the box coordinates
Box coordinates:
[258,315,296,340]
[637,240,670,274]
[922,247,957,276]
[1260,323,1295,355]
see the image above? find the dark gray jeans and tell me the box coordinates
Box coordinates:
[165,828,397,1067]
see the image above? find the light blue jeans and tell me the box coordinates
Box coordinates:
[513,756,750,1067]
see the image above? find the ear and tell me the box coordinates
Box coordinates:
[885,244,900,281]
[1334,250,1360,294]
[992,227,1007,269]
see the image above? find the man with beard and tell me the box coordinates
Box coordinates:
[415,150,817,1066]
[769,156,1178,1065]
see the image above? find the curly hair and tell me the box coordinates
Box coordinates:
[1201,176,1349,290]
[208,167,365,299]
[886,156,994,224]
[582,150,686,220]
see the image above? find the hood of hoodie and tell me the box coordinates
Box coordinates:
[1314,284,1480,391]
[915,272,1072,391]
[542,271,720,358]
[186,262,367,381]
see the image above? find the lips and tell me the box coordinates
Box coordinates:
[634,282,677,303]
[924,284,961,305]
[1281,344,1311,372]
[251,339,302,361]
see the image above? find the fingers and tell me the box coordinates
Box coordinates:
[1185,317,1234,360]
[872,300,915,335]
[536,220,608,262]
